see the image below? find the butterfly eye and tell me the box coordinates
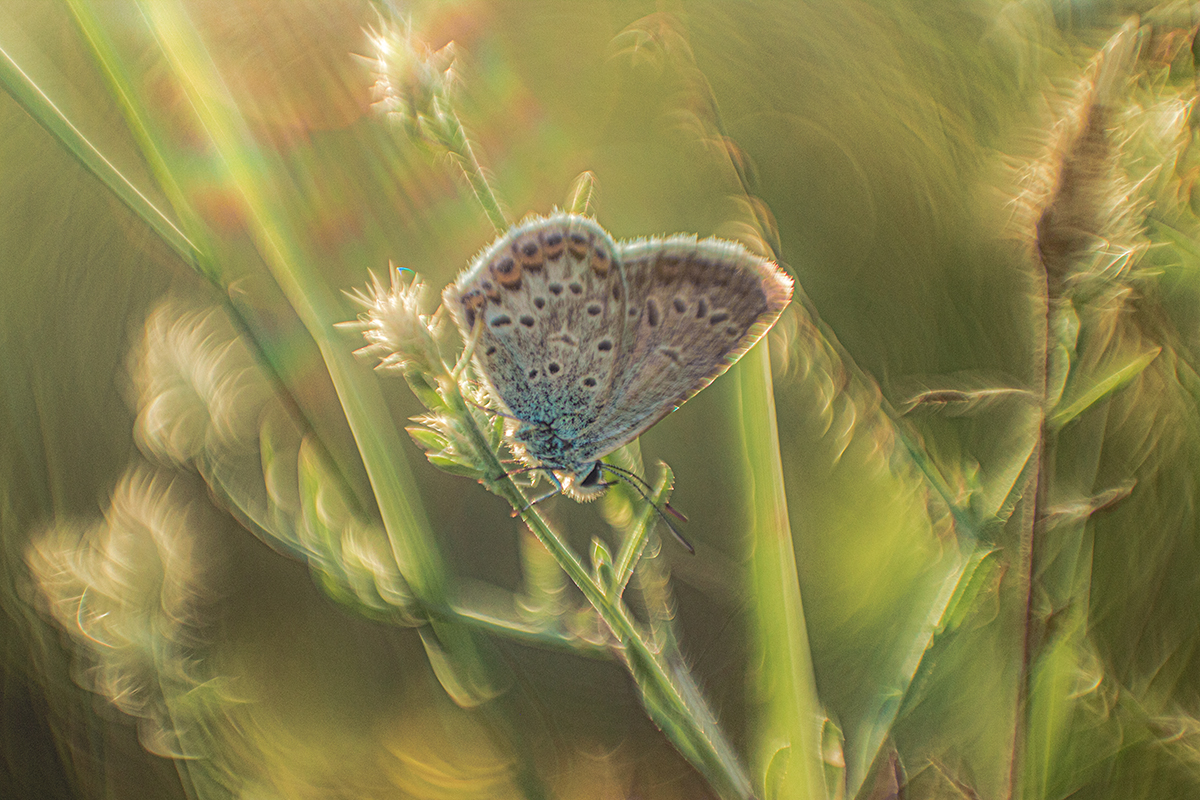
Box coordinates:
[579,463,603,488]
[491,256,522,289]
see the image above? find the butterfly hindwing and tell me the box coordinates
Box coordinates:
[573,235,793,461]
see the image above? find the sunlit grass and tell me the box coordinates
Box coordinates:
[7,3,1200,800]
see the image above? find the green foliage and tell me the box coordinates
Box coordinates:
[5,3,1200,800]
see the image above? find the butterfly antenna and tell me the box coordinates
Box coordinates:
[598,463,695,554]
[596,462,689,522]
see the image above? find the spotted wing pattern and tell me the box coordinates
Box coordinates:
[442,214,626,436]
[573,235,793,461]
[442,212,793,469]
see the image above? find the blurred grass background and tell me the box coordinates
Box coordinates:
[4,1,1200,798]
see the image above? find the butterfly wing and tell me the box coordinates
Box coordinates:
[572,235,793,461]
[442,213,627,439]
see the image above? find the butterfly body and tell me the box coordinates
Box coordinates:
[443,212,792,499]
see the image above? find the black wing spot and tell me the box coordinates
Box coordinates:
[709,311,730,325]
[569,282,583,295]
[726,325,739,336]
[598,339,613,352]
[528,369,538,379]
[673,297,687,313]
[485,345,497,356]
[520,314,535,327]
[491,314,512,327]
[660,347,681,364]
[534,297,546,309]
[548,362,561,375]
[611,283,621,300]
[646,298,661,327]
[549,283,564,295]
[696,298,708,318]
[583,376,597,388]
[587,303,602,316]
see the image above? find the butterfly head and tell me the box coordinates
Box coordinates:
[560,461,607,500]
[511,421,608,500]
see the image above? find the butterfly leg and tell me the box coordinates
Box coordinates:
[512,471,564,516]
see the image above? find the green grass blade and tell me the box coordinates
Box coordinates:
[136,0,494,701]
[1050,347,1161,429]
[742,344,827,800]
[0,41,198,264]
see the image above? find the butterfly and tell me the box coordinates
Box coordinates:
[443,212,793,502]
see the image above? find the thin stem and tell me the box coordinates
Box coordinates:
[442,380,754,799]
[1008,283,1055,800]
[430,93,510,234]
[447,602,608,657]
[138,0,496,698]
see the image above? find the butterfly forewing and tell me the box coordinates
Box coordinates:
[443,212,793,477]
[573,236,793,461]
[443,214,625,432]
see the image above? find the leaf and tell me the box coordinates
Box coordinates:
[425,453,486,478]
[417,627,503,709]
[1042,481,1136,529]
[589,536,614,592]
[937,549,1002,635]
[822,719,847,800]
[405,425,450,452]
[897,371,1034,418]
[762,745,791,800]
[1050,347,1161,429]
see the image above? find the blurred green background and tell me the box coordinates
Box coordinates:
[4,1,1200,799]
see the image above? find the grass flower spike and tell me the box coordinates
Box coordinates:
[368,24,457,148]
[367,21,508,232]
[343,265,442,378]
